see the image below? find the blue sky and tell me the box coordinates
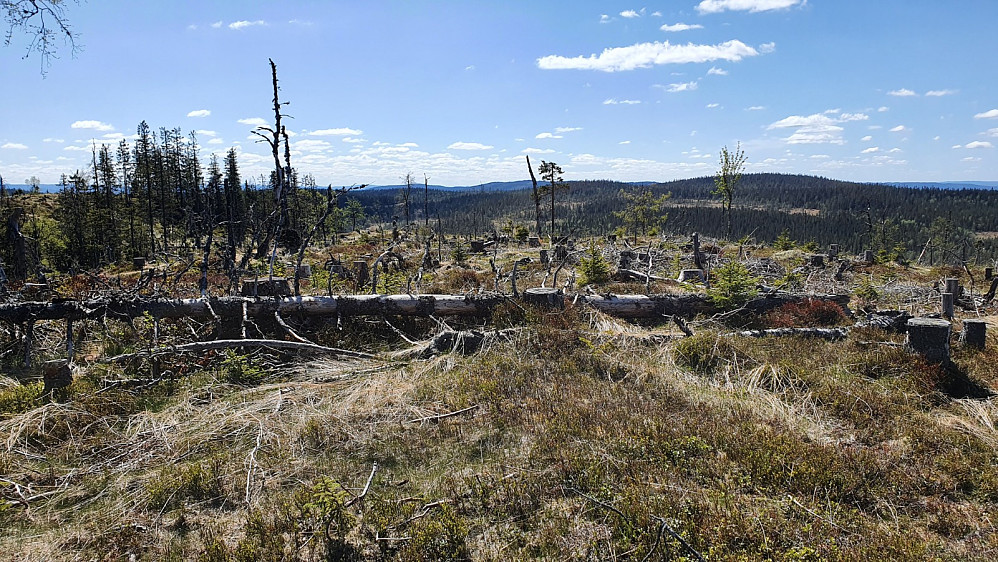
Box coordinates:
[2,0,997,186]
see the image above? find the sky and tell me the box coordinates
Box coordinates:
[2,0,998,187]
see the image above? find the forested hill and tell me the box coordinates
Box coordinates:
[355,173,998,262]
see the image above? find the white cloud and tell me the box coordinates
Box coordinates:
[619,140,631,144]
[664,81,698,92]
[187,24,197,30]
[535,132,563,139]
[64,145,90,152]
[620,10,641,18]
[861,135,873,141]
[522,148,555,154]
[746,105,765,111]
[925,89,957,97]
[537,39,760,72]
[399,142,419,147]
[195,129,217,137]
[706,103,720,108]
[238,117,268,127]
[187,109,211,118]
[986,128,998,137]
[294,139,332,151]
[71,120,114,132]
[210,21,222,28]
[964,141,993,149]
[696,0,802,13]
[962,156,982,162]
[555,127,583,133]
[974,109,998,119]
[2,142,27,149]
[207,138,224,145]
[342,137,364,144]
[767,112,870,145]
[448,141,493,150]
[603,98,641,105]
[42,138,64,143]
[102,133,125,140]
[599,14,610,23]
[888,88,917,97]
[651,11,662,16]
[861,147,879,154]
[229,20,266,30]
[465,65,475,71]
[888,148,902,153]
[309,127,363,136]
[707,66,728,76]
[661,23,703,32]
[758,42,776,53]
[878,106,889,112]
[889,125,907,132]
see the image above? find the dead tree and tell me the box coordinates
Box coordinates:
[526,155,542,238]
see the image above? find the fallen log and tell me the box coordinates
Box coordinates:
[0,291,852,323]
[725,327,850,340]
[102,338,379,363]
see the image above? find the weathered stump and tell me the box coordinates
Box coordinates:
[241,277,291,298]
[828,244,839,258]
[470,240,485,254]
[353,261,369,286]
[539,249,549,265]
[132,257,146,270]
[942,292,955,319]
[527,237,541,248]
[985,267,993,281]
[677,269,705,283]
[945,278,960,298]
[862,250,874,263]
[808,254,825,268]
[961,319,987,349]
[296,264,312,279]
[907,318,951,363]
[42,359,73,394]
[619,250,636,268]
[523,287,564,309]
[554,245,568,261]
[638,252,650,264]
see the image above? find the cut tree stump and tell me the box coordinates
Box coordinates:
[42,359,73,393]
[906,318,951,363]
[522,287,564,309]
[961,319,987,349]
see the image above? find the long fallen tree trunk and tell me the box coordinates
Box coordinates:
[0,292,851,323]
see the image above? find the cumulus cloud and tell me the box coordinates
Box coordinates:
[522,148,555,154]
[861,147,879,154]
[207,138,224,145]
[888,88,917,97]
[964,141,993,149]
[603,98,641,105]
[308,127,363,136]
[294,139,332,151]
[620,10,641,18]
[187,109,211,118]
[1,142,28,149]
[767,111,872,145]
[64,145,90,152]
[195,129,217,137]
[661,23,703,32]
[71,120,114,132]
[696,0,802,13]
[237,117,268,127]
[663,81,698,92]
[599,14,610,23]
[535,132,563,139]
[878,106,889,112]
[986,128,998,137]
[447,141,493,150]
[758,42,776,53]
[861,135,873,141]
[229,20,266,30]
[537,39,760,72]
[974,109,998,119]
[889,125,907,132]
[707,66,728,76]
[42,138,64,143]
[210,21,222,28]
[925,89,957,97]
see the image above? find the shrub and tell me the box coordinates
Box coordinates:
[773,229,796,250]
[0,380,42,418]
[577,242,612,286]
[707,261,759,310]
[397,504,469,562]
[764,299,848,328]
[219,351,267,386]
[673,332,734,374]
[449,240,468,265]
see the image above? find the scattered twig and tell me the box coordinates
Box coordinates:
[345,462,379,507]
[407,404,479,424]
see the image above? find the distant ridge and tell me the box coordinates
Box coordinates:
[882,181,998,190]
